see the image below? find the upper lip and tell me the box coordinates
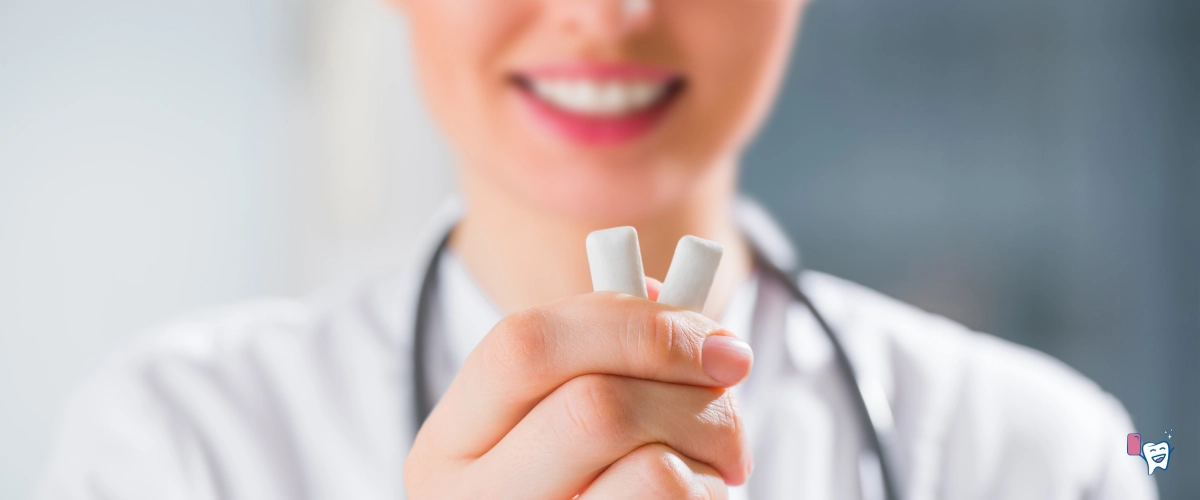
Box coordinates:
[510,62,686,118]
[511,62,681,83]
[510,62,686,100]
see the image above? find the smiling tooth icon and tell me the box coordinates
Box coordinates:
[1141,441,1171,475]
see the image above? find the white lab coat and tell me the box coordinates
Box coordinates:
[37,199,1156,499]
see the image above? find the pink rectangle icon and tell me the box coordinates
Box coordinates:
[1127,433,1141,455]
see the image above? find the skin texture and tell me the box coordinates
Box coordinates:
[405,280,755,498]
[392,0,806,497]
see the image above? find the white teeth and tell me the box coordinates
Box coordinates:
[528,78,670,116]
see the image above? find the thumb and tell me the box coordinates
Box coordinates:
[644,276,663,301]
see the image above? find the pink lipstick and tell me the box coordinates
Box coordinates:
[511,63,685,147]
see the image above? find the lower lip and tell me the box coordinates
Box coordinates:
[514,86,677,147]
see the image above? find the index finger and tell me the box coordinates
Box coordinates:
[414,291,752,460]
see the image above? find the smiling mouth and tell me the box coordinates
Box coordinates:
[509,66,687,146]
[512,74,685,118]
[1152,454,1166,463]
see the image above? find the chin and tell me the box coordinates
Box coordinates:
[466,128,720,224]
[514,169,686,225]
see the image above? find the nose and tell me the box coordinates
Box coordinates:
[549,0,654,41]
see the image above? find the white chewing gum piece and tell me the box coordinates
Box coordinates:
[657,235,724,313]
[586,226,649,298]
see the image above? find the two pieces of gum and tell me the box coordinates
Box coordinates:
[585,226,723,313]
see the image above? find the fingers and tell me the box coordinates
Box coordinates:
[416,292,753,460]
[465,375,750,498]
[645,276,663,301]
[578,443,727,500]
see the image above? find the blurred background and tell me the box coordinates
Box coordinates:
[0,0,1195,497]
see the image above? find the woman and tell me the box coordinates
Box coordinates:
[40,0,1154,498]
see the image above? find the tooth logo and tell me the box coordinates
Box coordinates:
[1127,430,1174,476]
[1141,441,1171,475]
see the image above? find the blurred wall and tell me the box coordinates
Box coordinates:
[0,0,452,497]
[0,0,1195,498]
[743,0,1198,497]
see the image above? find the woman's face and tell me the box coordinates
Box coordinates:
[397,0,804,222]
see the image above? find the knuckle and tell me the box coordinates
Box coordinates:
[646,309,685,366]
[559,375,631,443]
[629,445,705,499]
[642,308,712,370]
[717,393,744,437]
[725,396,749,463]
[487,307,553,379]
[706,392,750,479]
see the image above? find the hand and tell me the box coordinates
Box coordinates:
[404,278,754,499]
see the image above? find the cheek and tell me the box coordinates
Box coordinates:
[667,2,800,155]
[406,3,531,148]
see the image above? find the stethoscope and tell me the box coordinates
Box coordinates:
[409,204,902,500]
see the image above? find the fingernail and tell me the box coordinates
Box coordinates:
[701,336,753,386]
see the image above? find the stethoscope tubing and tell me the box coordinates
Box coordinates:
[748,245,901,500]
[410,226,900,500]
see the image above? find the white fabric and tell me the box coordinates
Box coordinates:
[36,205,1157,499]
